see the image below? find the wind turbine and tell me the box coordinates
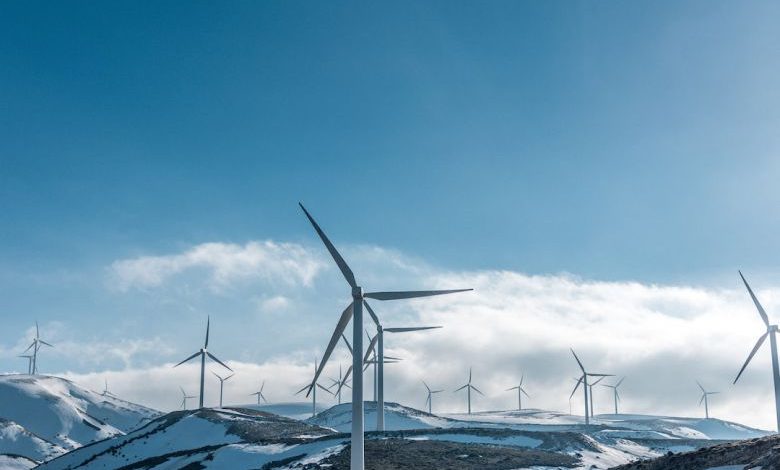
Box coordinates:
[423,381,443,414]
[213,372,234,408]
[601,377,625,414]
[298,202,472,470]
[250,381,267,405]
[296,357,332,418]
[454,367,483,414]
[363,299,443,430]
[180,387,196,410]
[23,321,53,375]
[18,355,33,375]
[734,271,780,432]
[173,316,232,409]
[697,381,718,419]
[570,349,613,425]
[506,374,530,411]
[328,364,351,404]
[102,378,117,398]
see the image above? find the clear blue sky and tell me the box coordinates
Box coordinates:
[2,2,780,344]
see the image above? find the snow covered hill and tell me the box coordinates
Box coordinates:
[0,374,159,466]
[307,401,456,431]
[242,401,329,421]
[38,407,344,470]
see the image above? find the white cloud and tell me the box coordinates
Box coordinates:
[108,241,326,292]
[42,240,780,432]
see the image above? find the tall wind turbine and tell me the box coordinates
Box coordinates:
[18,355,33,375]
[250,381,267,405]
[180,387,196,410]
[454,367,483,414]
[173,317,232,409]
[363,299,443,430]
[23,321,53,375]
[506,374,530,411]
[213,372,234,408]
[734,271,780,432]
[697,381,718,419]
[601,377,625,414]
[423,381,443,414]
[298,202,472,470]
[570,349,613,425]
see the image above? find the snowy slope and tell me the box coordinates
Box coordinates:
[38,407,343,470]
[242,402,329,421]
[0,374,159,465]
[307,401,456,432]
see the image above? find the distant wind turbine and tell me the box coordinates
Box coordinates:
[697,380,718,419]
[734,271,780,432]
[587,376,606,417]
[298,202,472,469]
[363,300,443,431]
[180,387,196,410]
[506,374,530,411]
[454,367,483,414]
[328,364,351,404]
[570,349,613,425]
[423,381,443,414]
[213,372,234,408]
[296,357,332,418]
[250,381,267,405]
[23,321,53,375]
[601,377,625,414]
[173,316,232,409]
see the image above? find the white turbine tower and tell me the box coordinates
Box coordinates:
[506,374,530,411]
[23,321,53,375]
[363,300,443,430]
[423,381,443,414]
[173,317,232,409]
[180,387,196,410]
[213,372,234,408]
[601,377,625,414]
[587,376,606,417]
[250,381,267,405]
[734,271,780,432]
[298,202,472,470]
[697,380,718,419]
[570,349,613,425]
[454,367,483,414]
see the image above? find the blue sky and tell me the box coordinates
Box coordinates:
[3,1,780,426]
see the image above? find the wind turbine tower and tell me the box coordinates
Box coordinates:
[601,377,625,414]
[570,349,613,425]
[697,380,718,419]
[213,372,234,407]
[298,202,472,470]
[506,373,530,411]
[454,367,483,414]
[423,381,443,414]
[734,271,780,432]
[173,317,232,408]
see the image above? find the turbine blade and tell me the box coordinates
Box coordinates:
[205,316,210,348]
[212,371,223,380]
[740,271,771,327]
[39,340,53,347]
[261,381,265,392]
[588,374,614,377]
[308,302,354,397]
[469,367,472,384]
[385,326,442,333]
[570,377,583,400]
[364,288,472,301]
[363,333,379,364]
[571,349,586,373]
[454,384,468,392]
[616,377,625,388]
[317,383,334,395]
[363,301,381,328]
[734,332,769,384]
[423,381,431,392]
[295,383,312,395]
[521,388,530,398]
[206,352,233,371]
[590,376,606,386]
[699,394,705,406]
[259,392,267,403]
[432,390,444,393]
[506,386,519,391]
[471,385,484,396]
[174,351,201,368]
[341,333,353,354]
[225,374,234,381]
[696,380,705,393]
[299,203,357,288]
[22,342,35,353]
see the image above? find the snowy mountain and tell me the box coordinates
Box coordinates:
[241,401,329,421]
[0,374,159,466]
[38,407,343,470]
[36,401,772,469]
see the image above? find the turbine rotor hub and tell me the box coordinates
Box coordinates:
[352,286,363,298]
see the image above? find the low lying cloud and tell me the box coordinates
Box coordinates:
[38,240,780,431]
